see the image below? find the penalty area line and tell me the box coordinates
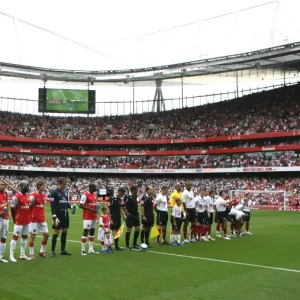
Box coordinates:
[147,250,300,274]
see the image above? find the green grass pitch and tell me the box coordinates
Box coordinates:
[46,89,88,113]
[1,208,300,300]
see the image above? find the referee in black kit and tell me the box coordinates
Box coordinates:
[107,187,126,250]
[50,177,72,257]
[122,185,140,250]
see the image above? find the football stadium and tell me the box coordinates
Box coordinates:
[1,1,300,299]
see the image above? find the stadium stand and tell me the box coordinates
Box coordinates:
[0,174,299,207]
[0,84,300,140]
[0,152,299,169]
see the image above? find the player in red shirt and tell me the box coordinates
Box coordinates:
[9,181,32,262]
[0,180,18,263]
[79,183,99,255]
[97,206,112,253]
[28,180,49,259]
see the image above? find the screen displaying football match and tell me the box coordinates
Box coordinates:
[38,88,95,114]
[46,89,88,112]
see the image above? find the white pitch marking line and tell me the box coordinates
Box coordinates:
[8,233,300,273]
[147,251,300,274]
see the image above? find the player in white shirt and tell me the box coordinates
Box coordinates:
[194,189,208,242]
[228,202,250,236]
[181,182,196,242]
[240,193,252,235]
[204,190,216,241]
[171,198,183,246]
[215,191,237,240]
[154,186,169,245]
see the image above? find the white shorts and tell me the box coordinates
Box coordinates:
[83,220,97,230]
[230,209,245,221]
[29,222,49,234]
[0,219,9,239]
[97,227,111,242]
[13,224,29,237]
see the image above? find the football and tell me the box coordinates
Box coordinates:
[140,243,148,251]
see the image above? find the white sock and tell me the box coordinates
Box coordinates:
[40,243,46,253]
[0,242,6,256]
[21,239,27,256]
[29,246,34,256]
[171,234,175,242]
[10,239,17,255]
[177,235,181,243]
[89,238,94,251]
[101,244,105,251]
[81,236,87,252]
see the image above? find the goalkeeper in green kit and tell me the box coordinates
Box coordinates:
[79,183,100,255]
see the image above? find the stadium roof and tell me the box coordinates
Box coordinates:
[1,42,300,85]
[1,0,300,86]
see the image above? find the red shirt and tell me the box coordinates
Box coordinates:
[100,214,110,229]
[80,192,97,221]
[0,191,9,220]
[13,192,30,225]
[30,191,46,223]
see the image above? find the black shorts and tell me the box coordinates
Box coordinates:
[217,211,228,223]
[142,215,154,227]
[227,213,236,222]
[156,211,168,226]
[53,210,69,229]
[206,212,214,225]
[110,215,121,230]
[126,215,140,228]
[185,208,196,223]
[172,218,182,232]
[243,211,251,221]
[196,212,205,224]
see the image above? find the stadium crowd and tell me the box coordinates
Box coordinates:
[1,151,299,169]
[0,85,300,140]
[0,174,299,206]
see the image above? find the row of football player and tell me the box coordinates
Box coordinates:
[81,182,253,254]
[156,183,252,246]
[0,179,252,262]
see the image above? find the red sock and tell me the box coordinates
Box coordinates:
[81,237,87,243]
[89,237,94,242]
[156,229,161,244]
[41,240,47,246]
[201,225,206,237]
[29,242,34,247]
[246,223,249,231]
[162,229,166,242]
[183,224,188,240]
[216,223,220,231]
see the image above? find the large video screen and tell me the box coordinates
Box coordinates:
[38,88,95,114]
